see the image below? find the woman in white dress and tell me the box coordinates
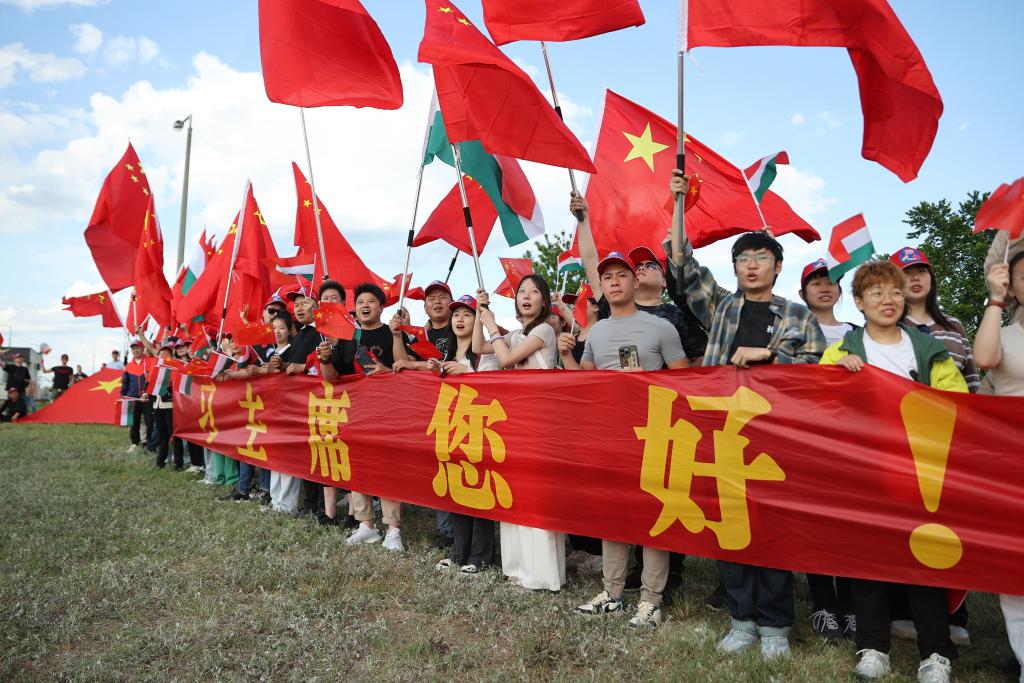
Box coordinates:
[472,275,565,592]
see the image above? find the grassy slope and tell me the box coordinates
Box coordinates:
[0,424,1014,682]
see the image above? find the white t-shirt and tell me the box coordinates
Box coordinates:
[989,322,1024,397]
[863,328,917,380]
[104,360,125,370]
[819,322,854,347]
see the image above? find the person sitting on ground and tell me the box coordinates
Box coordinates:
[0,386,27,422]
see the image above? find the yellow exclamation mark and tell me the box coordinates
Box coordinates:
[899,390,963,570]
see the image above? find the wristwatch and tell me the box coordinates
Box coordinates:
[985,298,1007,309]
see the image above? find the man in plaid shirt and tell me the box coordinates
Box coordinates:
[667,169,827,661]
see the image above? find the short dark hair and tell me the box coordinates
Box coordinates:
[318,279,346,302]
[353,282,386,306]
[732,231,784,263]
[1010,250,1024,277]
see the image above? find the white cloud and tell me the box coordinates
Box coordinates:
[0,43,87,88]
[103,35,160,68]
[958,121,969,132]
[718,131,742,148]
[70,23,103,55]
[770,165,839,217]
[790,112,806,126]
[0,0,105,10]
[817,110,841,130]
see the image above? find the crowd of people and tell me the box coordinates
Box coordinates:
[89,172,1024,682]
[1,350,89,422]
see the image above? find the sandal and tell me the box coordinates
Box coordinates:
[459,564,479,574]
[435,559,455,572]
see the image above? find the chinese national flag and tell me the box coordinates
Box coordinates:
[413,176,498,255]
[62,291,123,329]
[399,325,444,361]
[418,0,595,173]
[974,177,1024,239]
[684,0,942,182]
[258,0,403,109]
[573,283,593,331]
[482,0,645,45]
[314,301,356,340]
[84,143,155,292]
[133,197,173,328]
[234,319,276,346]
[494,257,534,298]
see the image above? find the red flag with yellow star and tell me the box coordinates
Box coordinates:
[314,301,356,340]
[494,257,534,298]
[233,319,276,346]
[482,0,645,45]
[418,0,595,173]
[413,175,498,255]
[19,367,124,424]
[84,143,155,292]
[62,290,124,329]
[133,197,173,328]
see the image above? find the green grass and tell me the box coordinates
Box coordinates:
[0,424,1015,681]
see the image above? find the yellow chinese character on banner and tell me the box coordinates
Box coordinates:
[427,383,512,510]
[237,382,267,461]
[199,384,217,444]
[634,385,785,550]
[307,382,351,483]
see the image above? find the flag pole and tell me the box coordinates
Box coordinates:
[444,248,460,284]
[216,180,251,342]
[398,95,438,311]
[451,144,486,292]
[540,41,584,222]
[299,109,330,281]
[743,173,771,231]
[671,15,687,267]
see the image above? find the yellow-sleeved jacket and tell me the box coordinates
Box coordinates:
[819,323,969,393]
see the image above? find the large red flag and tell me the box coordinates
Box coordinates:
[19,368,124,424]
[133,197,173,329]
[417,0,595,173]
[258,0,403,109]
[62,291,123,329]
[413,176,498,255]
[974,177,1024,239]
[482,0,645,45]
[684,0,943,182]
[84,143,154,292]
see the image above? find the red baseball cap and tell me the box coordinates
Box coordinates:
[597,251,636,275]
[264,292,287,308]
[891,246,931,270]
[560,293,578,306]
[800,258,830,288]
[448,294,477,312]
[285,286,317,301]
[628,245,664,270]
[424,280,452,298]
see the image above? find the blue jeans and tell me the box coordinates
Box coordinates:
[238,461,257,495]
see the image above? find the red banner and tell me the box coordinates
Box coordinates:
[173,366,1024,595]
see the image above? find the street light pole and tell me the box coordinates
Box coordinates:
[173,115,193,271]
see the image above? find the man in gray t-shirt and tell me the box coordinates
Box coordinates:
[558,251,688,629]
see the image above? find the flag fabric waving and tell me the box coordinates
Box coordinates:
[683,0,943,183]
[84,143,155,292]
[481,0,645,45]
[974,177,1024,239]
[400,325,445,361]
[418,1,595,173]
[233,319,277,346]
[494,257,534,298]
[62,291,123,329]
[20,367,124,424]
[313,302,356,340]
[258,0,403,109]
[134,197,173,329]
[558,250,584,276]
[826,214,874,282]
[414,176,499,255]
[573,282,594,330]
[745,151,789,203]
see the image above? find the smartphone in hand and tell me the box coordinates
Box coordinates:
[618,344,639,370]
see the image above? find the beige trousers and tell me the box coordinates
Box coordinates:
[602,541,668,606]
[349,492,401,527]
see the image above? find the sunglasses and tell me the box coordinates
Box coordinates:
[635,260,662,272]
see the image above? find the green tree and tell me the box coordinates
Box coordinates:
[522,230,583,295]
[903,191,994,338]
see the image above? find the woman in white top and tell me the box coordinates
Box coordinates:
[260,315,301,514]
[799,258,857,346]
[473,275,565,591]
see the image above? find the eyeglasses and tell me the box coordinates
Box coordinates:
[635,261,662,272]
[862,288,905,301]
[735,252,773,265]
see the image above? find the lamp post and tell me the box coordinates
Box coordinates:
[173,115,193,270]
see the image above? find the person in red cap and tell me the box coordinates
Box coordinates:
[800,258,859,347]
[891,247,980,393]
[0,386,27,422]
[280,288,322,376]
[121,340,156,455]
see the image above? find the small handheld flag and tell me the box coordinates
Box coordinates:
[826,214,874,282]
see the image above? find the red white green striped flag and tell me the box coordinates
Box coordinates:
[116,399,136,427]
[146,365,172,397]
[744,151,789,203]
[826,214,874,282]
[208,351,235,378]
[177,373,193,396]
[557,249,584,276]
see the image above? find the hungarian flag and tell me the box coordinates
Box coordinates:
[208,352,235,378]
[482,0,645,45]
[743,153,820,243]
[116,399,136,427]
[682,0,943,183]
[399,324,444,361]
[745,151,789,203]
[258,0,402,109]
[19,368,124,425]
[494,257,534,298]
[171,230,216,327]
[313,301,356,340]
[417,97,544,248]
[974,177,1024,239]
[826,214,874,282]
[418,0,595,173]
[62,290,123,329]
[234,319,276,346]
[414,176,499,255]
[146,364,172,397]
[558,250,584,276]
[133,197,173,329]
[574,282,594,330]
[84,143,155,292]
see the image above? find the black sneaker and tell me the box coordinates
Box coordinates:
[343,515,359,529]
[217,488,249,502]
[315,511,339,526]
[431,534,454,550]
[810,609,844,642]
[705,582,727,611]
[623,567,643,592]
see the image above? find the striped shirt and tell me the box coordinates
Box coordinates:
[904,314,981,392]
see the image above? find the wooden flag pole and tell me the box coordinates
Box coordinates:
[299,109,330,281]
[451,144,486,292]
[216,180,251,342]
[540,41,584,223]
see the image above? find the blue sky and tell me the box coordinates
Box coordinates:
[2,0,1022,376]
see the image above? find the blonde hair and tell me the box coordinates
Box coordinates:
[851,260,904,299]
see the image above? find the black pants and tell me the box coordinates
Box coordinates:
[719,560,794,629]
[807,573,853,614]
[129,400,153,448]
[852,579,956,660]
[890,584,968,627]
[569,534,603,555]
[450,513,494,567]
[179,439,204,468]
[154,408,182,468]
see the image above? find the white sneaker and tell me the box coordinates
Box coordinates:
[346,522,381,546]
[917,653,952,683]
[382,528,404,552]
[126,444,138,453]
[949,625,970,646]
[435,559,455,572]
[855,649,891,680]
[760,634,790,660]
[891,619,918,640]
[717,626,758,654]
[628,600,662,628]
[576,590,623,615]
